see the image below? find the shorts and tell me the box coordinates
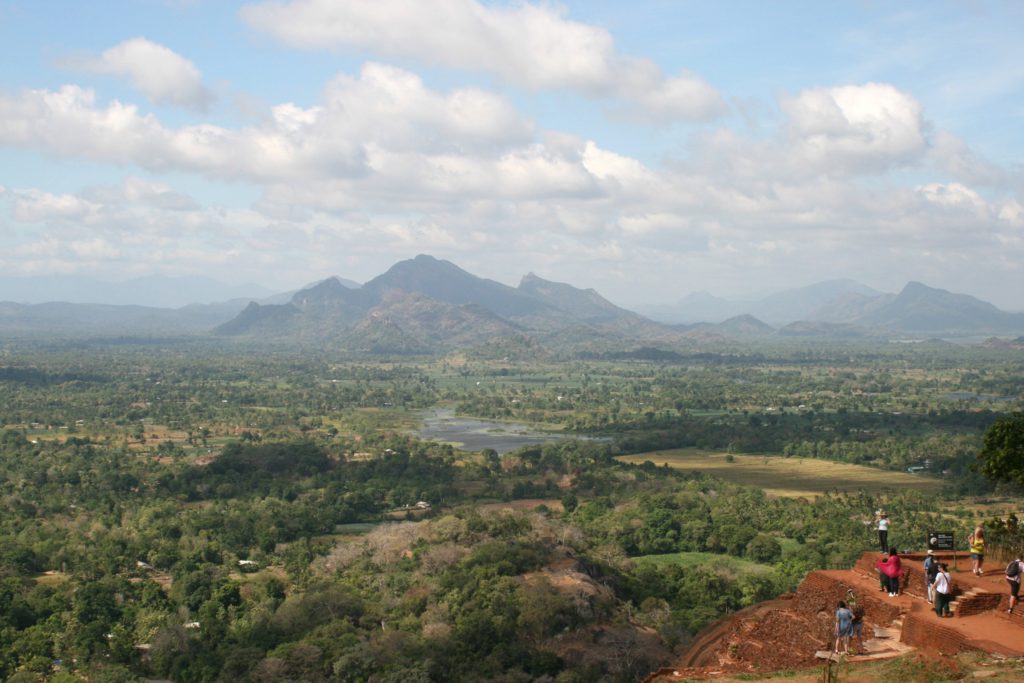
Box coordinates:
[851,621,863,637]
[1009,579,1021,598]
[971,552,984,561]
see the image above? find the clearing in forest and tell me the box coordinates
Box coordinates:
[617,449,944,498]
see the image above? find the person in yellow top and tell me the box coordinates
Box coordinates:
[968,526,986,575]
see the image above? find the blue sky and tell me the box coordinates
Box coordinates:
[1,0,1022,308]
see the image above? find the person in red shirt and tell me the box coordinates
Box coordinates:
[875,548,903,596]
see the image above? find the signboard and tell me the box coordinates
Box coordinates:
[929,532,954,551]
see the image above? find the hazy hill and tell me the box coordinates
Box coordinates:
[259,276,362,306]
[363,255,554,319]
[0,299,251,337]
[754,279,882,325]
[349,290,521,350]
[713,314,776,337]
[644,279,881,325]
[0,274,274,308]
[807,290,895,323]
[845,281,1024,333]
[215,255,687,352]
[5,258,1021,343]
[517,272,629,324]
[643,278,1024,337]
[641,291,739,323]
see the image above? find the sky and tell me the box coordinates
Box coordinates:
[0,0,1022,309]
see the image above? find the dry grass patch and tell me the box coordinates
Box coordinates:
[618,449,943,498]
[478,498,564,513]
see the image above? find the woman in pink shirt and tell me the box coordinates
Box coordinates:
[875,548,903,597]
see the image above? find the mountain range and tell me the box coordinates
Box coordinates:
[639,279,885,325]
[642,278,1024,336]
[215,255,682,353]
[1,256,1022,348]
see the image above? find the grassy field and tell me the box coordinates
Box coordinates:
[618,449,945,498]
[632,551,772,573]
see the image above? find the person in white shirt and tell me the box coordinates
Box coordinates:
[877,512,889,553]
[932,563,952,617]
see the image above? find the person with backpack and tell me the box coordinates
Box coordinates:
[924,550,939,603]
[833,600,853,655]
[1006,555,1023,614]
[933,562,953,617]
[849,600,866,654]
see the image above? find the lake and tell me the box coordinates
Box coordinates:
[414,407,596,454]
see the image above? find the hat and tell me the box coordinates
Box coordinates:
[927,550,935,555]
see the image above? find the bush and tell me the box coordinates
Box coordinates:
[746,534,782,563]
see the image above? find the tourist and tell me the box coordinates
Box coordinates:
[834,600,853,655]
[968,526,986,575]
[849,600,865,654]
[876,548,903,596]
[933,562,953,617]
[924,549,939,603]
[1006,555,1023,614]
[875,551,890,592]
[877,512,889,553]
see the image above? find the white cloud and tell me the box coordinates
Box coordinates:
[84,176,199,211]
[11,190,96,222]
[240,0,725,121]
[2,65,1022,307]
[781,82,928,174]
[0,64,540,185]
[70,38,212,110]
[917,182,989,216]
[930,130,1015,189]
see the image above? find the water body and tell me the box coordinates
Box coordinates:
[415,407,597,454]
[945,391,1014,402]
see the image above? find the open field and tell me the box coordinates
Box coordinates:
[478,498,565,513]
[632,551,772,573]
[618,449,945,498]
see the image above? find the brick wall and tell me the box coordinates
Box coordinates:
[901,612,974,653]
[955,592,1003,617]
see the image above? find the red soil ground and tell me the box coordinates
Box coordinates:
[644,551,1024,682]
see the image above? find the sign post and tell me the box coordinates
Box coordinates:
[929,531,956,571]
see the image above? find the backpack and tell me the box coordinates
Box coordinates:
[1007,560,1021,578]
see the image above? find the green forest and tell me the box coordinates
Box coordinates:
[0,338,1022,682]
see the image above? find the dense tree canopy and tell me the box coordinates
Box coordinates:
[976,412,1024,487]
